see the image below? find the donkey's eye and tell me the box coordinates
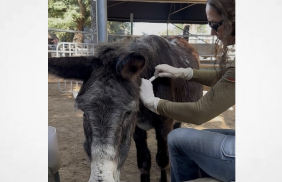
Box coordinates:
[120,111,132,124]
[124,111,132,118]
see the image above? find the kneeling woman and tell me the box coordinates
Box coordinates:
[140,0,235,181]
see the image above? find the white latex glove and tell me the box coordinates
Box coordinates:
[140,78,160,114]
[154,64,193,80]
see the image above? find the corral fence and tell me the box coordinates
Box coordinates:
[48,42,95,57]
[48,28,235,97]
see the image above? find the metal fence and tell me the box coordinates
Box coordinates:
[48,28,235,62]
[48,41,95,97]
[48,42,95,57]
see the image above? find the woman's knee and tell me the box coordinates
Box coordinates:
[168,128,216,151]
[168,128,184,140]
[168,128,195,148]
[168,128,183,148]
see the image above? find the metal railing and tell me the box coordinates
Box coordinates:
[48,41,96,97]
[57,79,82,98]
[48,42,95,57]
[48,28,235,61]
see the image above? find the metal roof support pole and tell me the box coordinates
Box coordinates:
[96,0,108,43]
[167,4,173,37]
[130,13,133,35]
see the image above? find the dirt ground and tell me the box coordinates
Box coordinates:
[48,74,235,182]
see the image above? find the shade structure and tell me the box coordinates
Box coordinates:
[107,0,208,24]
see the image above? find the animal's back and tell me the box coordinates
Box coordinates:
[130,35,203,104]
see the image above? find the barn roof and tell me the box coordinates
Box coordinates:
[107,0,208,24]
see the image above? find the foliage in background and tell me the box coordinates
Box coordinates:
[48,0,91,42]
[48,0,132,42]
[108,21,132,42]
[107,21,131,35]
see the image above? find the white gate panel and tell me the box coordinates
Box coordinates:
[50,42,96,98]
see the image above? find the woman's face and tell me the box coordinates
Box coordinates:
[206,3,234,46]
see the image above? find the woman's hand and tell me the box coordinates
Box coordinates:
[140,78,160,114]
[154,64,193,80]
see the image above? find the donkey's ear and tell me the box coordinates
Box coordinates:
[48,56,101,81]
[116,53,146,80]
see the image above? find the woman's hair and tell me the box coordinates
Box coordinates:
[206,0,235,81]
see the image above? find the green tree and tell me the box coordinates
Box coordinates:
[108,21,131,42]
[48,0,91,43]
[107,21,131,34]
[49,0,132,43]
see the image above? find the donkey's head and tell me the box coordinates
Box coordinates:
[48,41,146,182]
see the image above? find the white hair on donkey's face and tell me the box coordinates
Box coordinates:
[73,54,142,182]
[88,159,119,182]
[88,142,120,182]
[82,100,138,182]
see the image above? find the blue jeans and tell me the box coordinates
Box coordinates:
[168,128,235,182]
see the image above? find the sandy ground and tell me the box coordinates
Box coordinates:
[48,74,235,182]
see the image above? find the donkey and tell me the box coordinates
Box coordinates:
[48,35,203,182]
